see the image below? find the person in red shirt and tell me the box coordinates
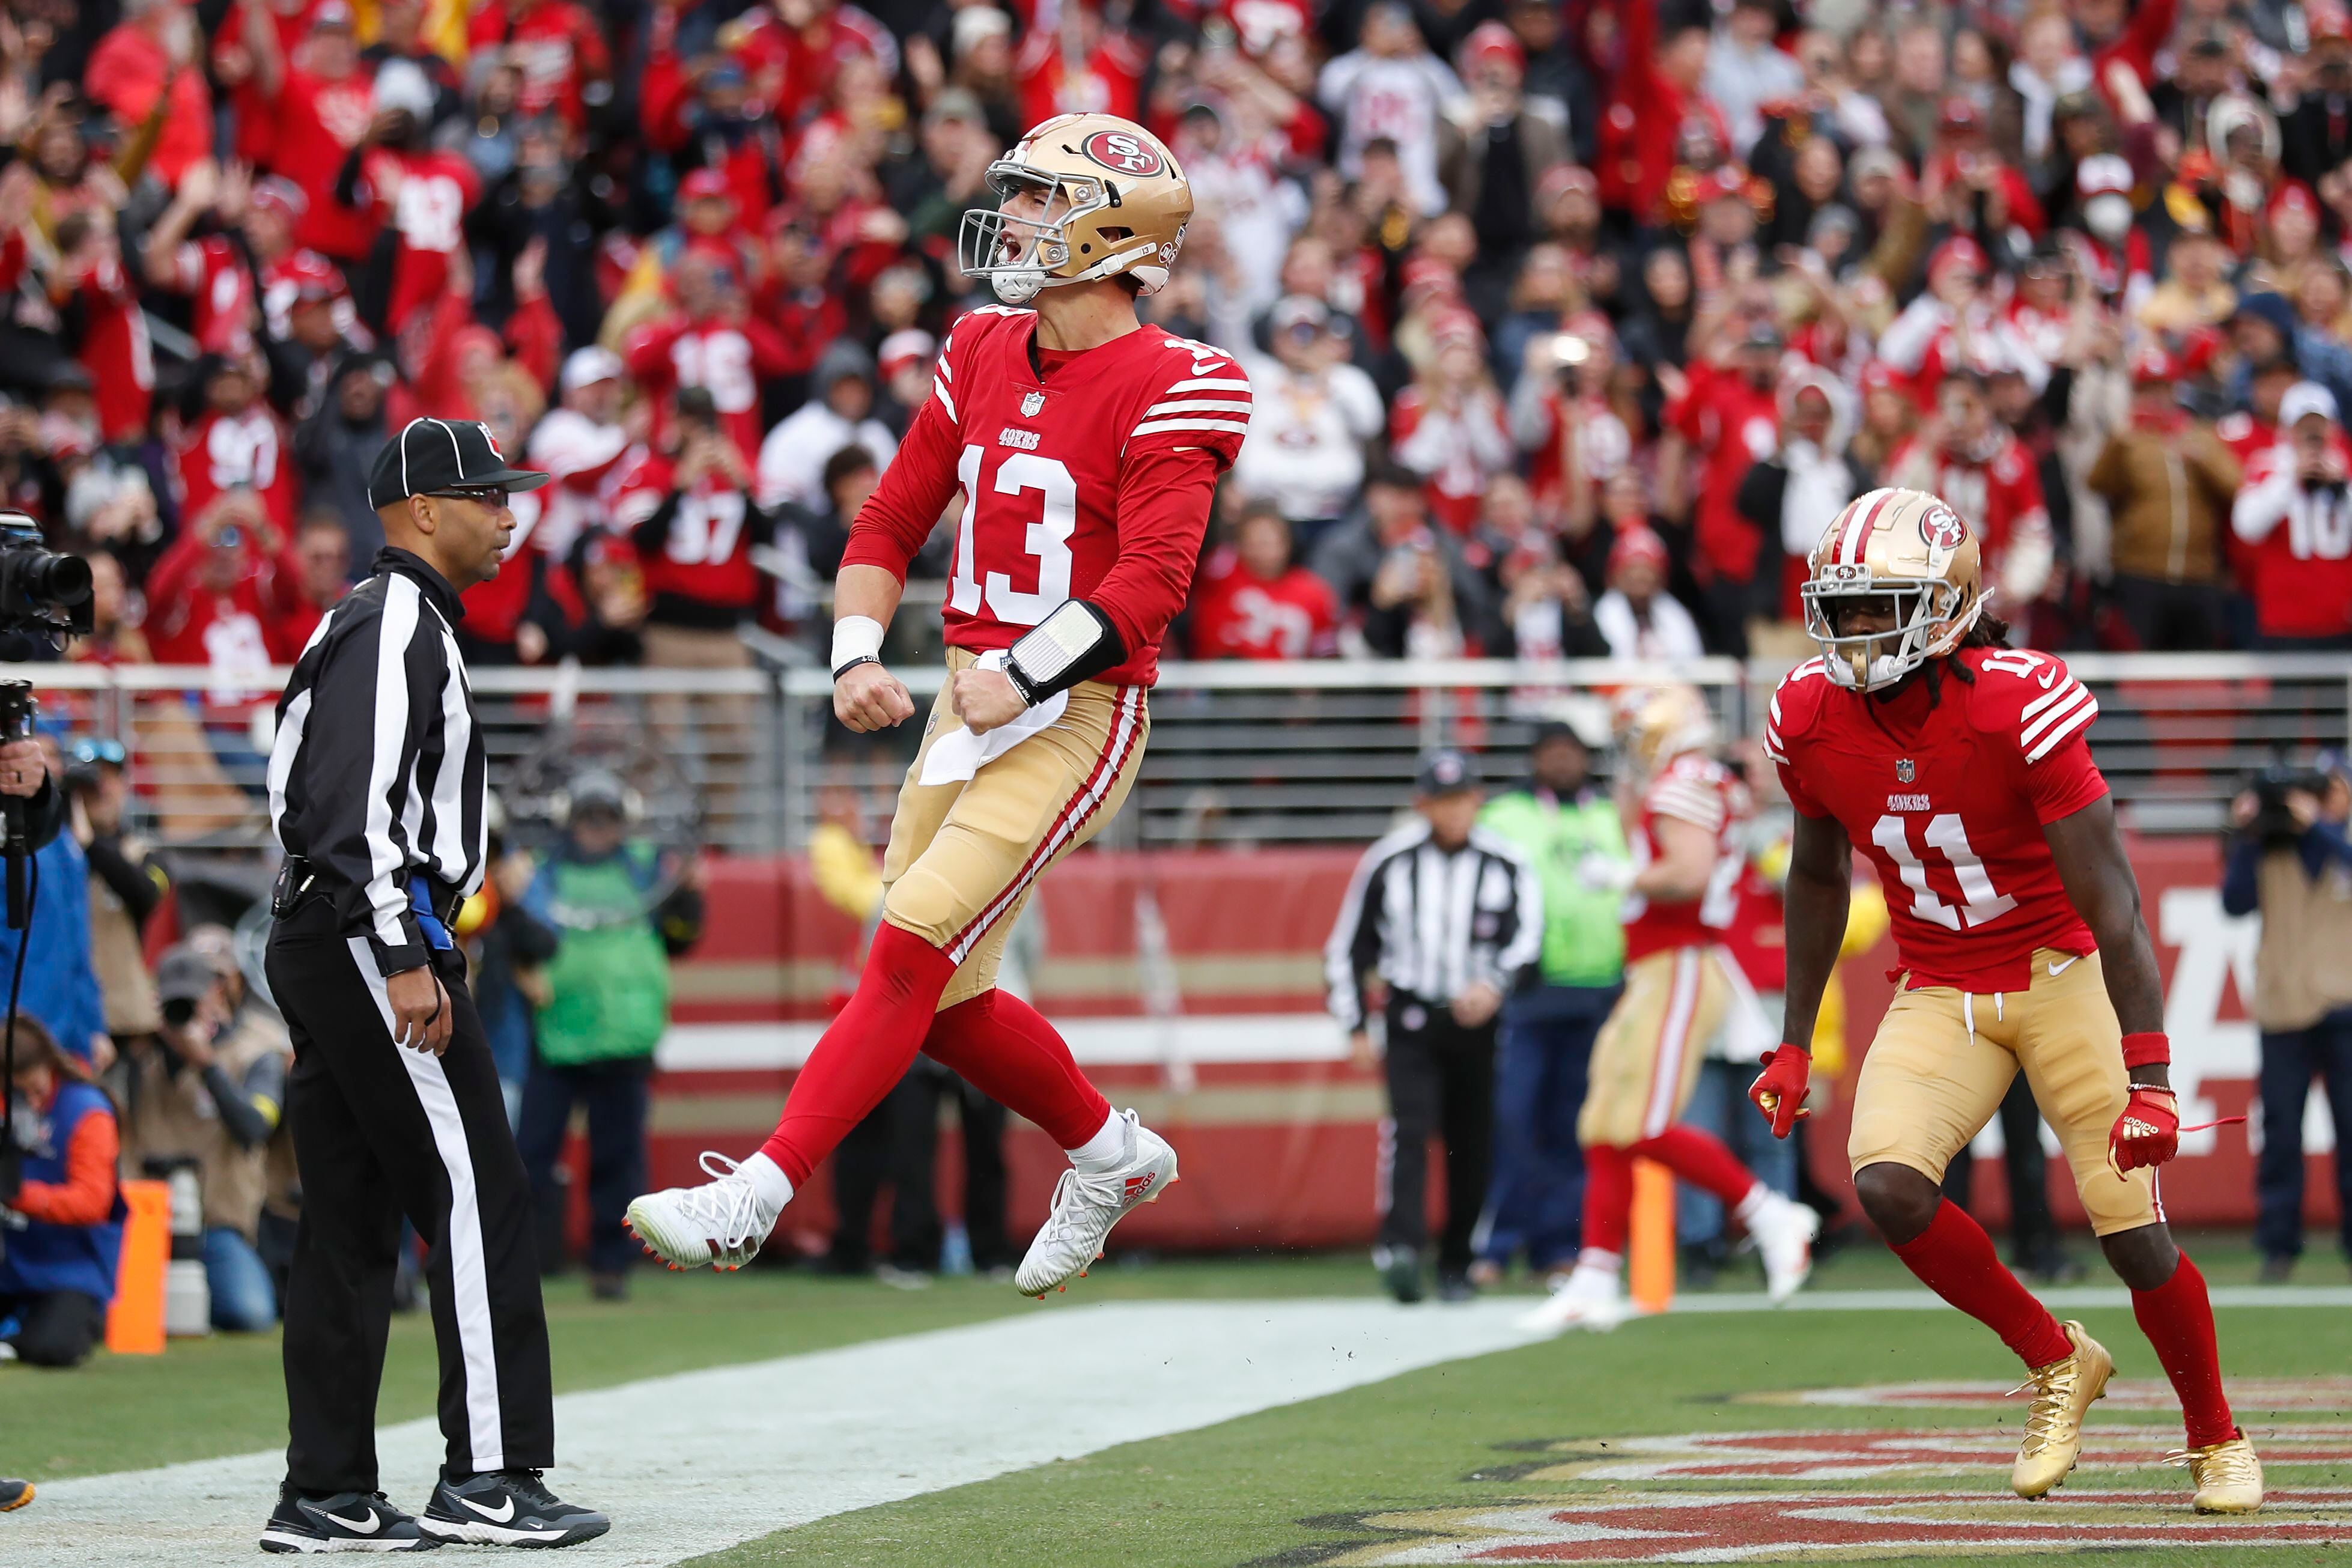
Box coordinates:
[2231,383,2352,649]
[1191,503,1339,659]
[84,0,214,188]
[1662,319,1782,653]
[143,488,291,699]
[1924,98,2047,239]
[623,252,791,467]
[333,61,482,335]
[177,351,297,534]
[1885,372,2055,613]
[1595,0,1724,226]
[250,0,383,264]
[51,211,157,446]
[270,512,351,658]
[465,0,612,132]
[1016,4,1147,127]
[1390,314,1515,536]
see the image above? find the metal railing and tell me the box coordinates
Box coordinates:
[13,651,2348,858]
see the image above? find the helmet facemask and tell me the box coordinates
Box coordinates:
[957,160,1157,305]
[1802,568,1986,692]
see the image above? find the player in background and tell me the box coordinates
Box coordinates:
[627,114,1248,1297]
[1521,685,1820,1332]
[1752,488,2261,1513]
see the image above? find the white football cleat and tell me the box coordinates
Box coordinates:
[624,1152,780,1271]
[1745,1191,1820,1303]
[1015,1111,1177,1297]
[1516,1263,1630,1332]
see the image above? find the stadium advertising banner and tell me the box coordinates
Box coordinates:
[629,840,2308,1253]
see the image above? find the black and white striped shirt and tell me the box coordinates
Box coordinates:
[267,548,487,976]
[1325,820,1544,1032]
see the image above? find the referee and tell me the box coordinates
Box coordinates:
[1326,749,1542,1305]
[261,419,607,1554]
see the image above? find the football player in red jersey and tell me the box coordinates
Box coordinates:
[1752,487,2263,1513]
[629,114,1250,1298]
[1521,686,1820,1332]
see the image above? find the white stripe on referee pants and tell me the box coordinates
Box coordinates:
[346,938,506,1471]
[1641,949,1703,1140]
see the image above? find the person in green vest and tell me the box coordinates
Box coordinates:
[512,770,705,1302]
[1473,720,1627,1290]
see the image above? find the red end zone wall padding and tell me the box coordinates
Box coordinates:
[627,838,2317,1253]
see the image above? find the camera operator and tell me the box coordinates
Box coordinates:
[0,734,99,1067]
[2223,753,2352,1281]
[111,943,293,1332]
[0,1018,122,1367]
[64,739,168,1062]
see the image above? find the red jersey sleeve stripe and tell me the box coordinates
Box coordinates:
[2025,694,2099,762]
[1143,398,1253,416]
[2019,684,2093,750]
[2018,676,2081,723]
[1132,417,1250,437]
[1162,376,1250,394]
[932,376,957,422]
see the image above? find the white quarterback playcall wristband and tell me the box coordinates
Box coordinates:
[1005,600,1125,705]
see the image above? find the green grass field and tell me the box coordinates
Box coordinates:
[12,1234,2352,1567]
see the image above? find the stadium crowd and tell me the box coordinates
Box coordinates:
[0,0,2333,695]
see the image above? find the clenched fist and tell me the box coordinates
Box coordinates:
[835,663,915,732]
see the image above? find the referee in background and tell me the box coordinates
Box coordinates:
[261,419,607,1554]
[1326,749,1542,1305]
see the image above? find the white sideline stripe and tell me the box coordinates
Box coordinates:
[14,1299,1552,1568]
[1655,1284,2352,1314]
[655,1012,1346,1071]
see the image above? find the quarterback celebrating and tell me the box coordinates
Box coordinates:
[628,115,1247,1295]
[1754,488,2260,1512]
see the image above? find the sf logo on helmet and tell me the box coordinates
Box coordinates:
[1919,503,1968,550]
[1081,130,1164,176]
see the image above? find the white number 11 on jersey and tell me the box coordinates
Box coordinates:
[1871,812,2018,931]
[950,445,1078,627]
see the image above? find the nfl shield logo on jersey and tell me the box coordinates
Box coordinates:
[1021,391,1046,418]
[1895,759,1916,783]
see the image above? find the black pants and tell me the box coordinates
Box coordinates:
[830,1060,1012,1272]
[1942,1075,2062,1266]
[0,1289,105,1367]
[1379,999,1497,1275]
[2256,1012,2352,1261]
[515,1056,652,1278]
[2109,574,2231,652]
[266,896,553,1495]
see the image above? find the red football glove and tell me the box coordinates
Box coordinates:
[1748,1044,1813,1138]
[2107,1086,2180,1176]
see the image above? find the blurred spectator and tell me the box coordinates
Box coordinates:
[1886,371,2055,614]
[623,249,792,466]
[515,771,703,1301]
[2086,349,2242,651]
[457,800,558,1126]
[1437,23,1569,272]
[1660,320,1783,654]
[1705,0,1802,159]
[2222,752,2352,1281]
[293,351,397,561]
[1391,315,1513,535]
[1233,295,1384,552]
[275,515,354,656]
[1591,523,1703,660]
[64,739,166,1060]
[1190,502,1339,660]
[1735,371,1858,622]
[142,489,289,682]
[1312,463,1495,657]
[112,943,291,1332]
[0,1020,121,1367]
[0,738,105,1068]
[2232,383,2352,650]
[1474,721,1623,1287]
[756,341,896,513]
[87,0,213,187]
[1319,2,1459,218]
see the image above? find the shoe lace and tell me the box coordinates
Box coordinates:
[1033,1165,1126,1254]
[2163,1441,2258,1486]
[2008,1358,2082,1456]
[497,1469,559,1508]
[675,1152,764,1247]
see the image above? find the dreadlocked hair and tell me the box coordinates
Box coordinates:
[1924,607,2013,708]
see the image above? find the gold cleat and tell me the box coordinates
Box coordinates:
[2008,1320,2113,1498]
[2168,1434,2264,1513]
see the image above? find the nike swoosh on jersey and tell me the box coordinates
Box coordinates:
[458,1495,518,1524]
[2048,956,2080,976]
[2037,664,2060,689]
[321,1508,382,1534]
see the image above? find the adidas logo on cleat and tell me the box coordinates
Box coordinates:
[1123,1173,1157,1201]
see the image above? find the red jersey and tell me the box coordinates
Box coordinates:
[176,408,296,533]
[164,236,256,355]
[2231,438,2352,639]
[1888,433,2049,564]
[1621,753,1749,964]
[622,314,792,467]
[467,0,612,129]
[840,306,1250,688]
[353,149,481,327]
[74,255,156,445]
[272,68,381,261]
[1666,360,1779,584]
[607,449,762,619]
[142,530,287,702]
[1188,558,1337,660]
[1766,646,2109,993]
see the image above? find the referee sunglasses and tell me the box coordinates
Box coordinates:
[428,485,512,508]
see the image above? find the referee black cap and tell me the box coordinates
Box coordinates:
[368,417,552,509]
[1415,747,1481,797]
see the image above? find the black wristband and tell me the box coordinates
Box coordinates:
[832,654,880,682]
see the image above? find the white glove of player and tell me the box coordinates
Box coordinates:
[1578,851,1635,894]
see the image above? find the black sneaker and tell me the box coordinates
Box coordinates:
[260,1484,439,1553]
[418,1470,609,1549]
[1375,1245,1424,1304]
[0,1477,31,1512]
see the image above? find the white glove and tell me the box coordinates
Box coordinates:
[1578,851,1634,894]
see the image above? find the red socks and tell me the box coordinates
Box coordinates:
[921,989,1110,1149]
[761,923,955,1184]
[1631,1125,1759,1209]
[2133,1251,2237,1448]
[1580,1143,1632,1259]
[1892,1199,2073,1370]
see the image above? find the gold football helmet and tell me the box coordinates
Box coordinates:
[957,114,1193,306]
[1802,486,1986,692]
[1613,684,1718,783]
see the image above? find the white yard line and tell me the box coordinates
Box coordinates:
[1664,1284,2352,1313]
[8,1298,1550,1568]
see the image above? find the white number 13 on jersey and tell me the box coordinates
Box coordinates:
[950,445,1077,627]
[1871,813,2017,931]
